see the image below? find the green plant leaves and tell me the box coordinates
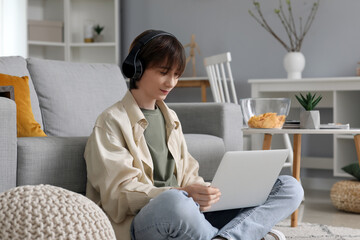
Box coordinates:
[295,92,322,111]
[93,24,104,35]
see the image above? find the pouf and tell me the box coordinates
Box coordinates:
[0,184,116,239]
[330,180,360,213]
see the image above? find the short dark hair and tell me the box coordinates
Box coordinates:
[128,30,186,89]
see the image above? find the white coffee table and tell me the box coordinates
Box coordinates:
[242,128,360,227]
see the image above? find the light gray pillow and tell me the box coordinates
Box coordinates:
[27,58,127,137]
[0,56,43,128]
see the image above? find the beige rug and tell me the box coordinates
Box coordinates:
[275,220,360,240]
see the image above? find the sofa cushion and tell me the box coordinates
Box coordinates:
[0,74,46,137]
[0,56,43,129]
[184,134,225,181]
[27,58,127,137]
[342,163,360,181]
[16,134,223,193]
[17,137,88,194]
[169,102,243,152]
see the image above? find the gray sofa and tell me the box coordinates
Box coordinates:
[0,56,243,194]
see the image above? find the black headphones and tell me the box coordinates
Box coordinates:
[122,30,174,81]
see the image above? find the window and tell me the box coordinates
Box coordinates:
[0,0,27,57]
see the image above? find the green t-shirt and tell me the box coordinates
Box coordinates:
[141,107,179,188]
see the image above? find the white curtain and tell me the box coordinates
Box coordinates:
[0,0,27,57]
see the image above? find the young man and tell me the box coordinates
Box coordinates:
[84,29,304,240]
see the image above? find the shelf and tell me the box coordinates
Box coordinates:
[69,0,116,44]
[301,157,333,170]
[28,41,65,47]
[27,0,119,64]
[70,47,116,64]
[70,42,116,47]
[28,44,65,61]
[335,134,357,140]
[249,77,360,179]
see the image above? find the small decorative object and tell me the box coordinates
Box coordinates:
[295,92,322,129]
[184,34,201,77]
[28,20,64,43]
[249,0,320,79]
[84,20,95,43]
[283,52,305,79]
[93,24,105,42]
[0,85,14,100]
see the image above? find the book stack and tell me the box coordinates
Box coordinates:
[320,123,350,129]
[282,120,350,129]
[283,120,300,129]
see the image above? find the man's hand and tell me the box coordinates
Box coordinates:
[176,184,221,211]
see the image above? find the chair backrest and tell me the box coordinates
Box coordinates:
[204,52,238,104]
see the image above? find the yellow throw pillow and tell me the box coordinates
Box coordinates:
[0,73,46,137]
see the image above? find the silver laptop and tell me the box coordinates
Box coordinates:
[204,149,289,212]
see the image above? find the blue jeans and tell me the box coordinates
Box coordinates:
[130,175,304,240]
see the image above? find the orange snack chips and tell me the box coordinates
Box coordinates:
[248,112,286,129]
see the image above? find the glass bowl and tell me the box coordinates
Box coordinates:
[240,98,291,129]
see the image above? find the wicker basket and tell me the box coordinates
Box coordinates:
[330,180,360,213]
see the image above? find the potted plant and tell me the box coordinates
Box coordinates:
[93,24,105,42]
[248,0,320,79]
[295,92,322,129]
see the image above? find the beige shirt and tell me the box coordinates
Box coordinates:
[84,91,206,240]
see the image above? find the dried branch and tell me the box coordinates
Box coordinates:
[249,1,291,51]
[287,0,298,40]
[275,10,294,50]
[279,0,295,38]
[249,0,320,52]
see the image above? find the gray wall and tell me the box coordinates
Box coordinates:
[121,0,360,102]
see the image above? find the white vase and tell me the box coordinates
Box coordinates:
[283,52,305,79]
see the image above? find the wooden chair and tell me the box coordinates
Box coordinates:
[204,52,238,104]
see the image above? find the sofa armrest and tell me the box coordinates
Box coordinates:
[0,97,17,193]
[17,136,88,194]
[167,102,243,151]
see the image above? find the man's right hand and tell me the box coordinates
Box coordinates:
[176,184,221,211]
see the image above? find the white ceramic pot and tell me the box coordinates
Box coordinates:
[300,110,320,129]
[283,52,306,79]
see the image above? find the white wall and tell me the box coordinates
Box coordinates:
[0,0,27,57]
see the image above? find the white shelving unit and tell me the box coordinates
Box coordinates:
[27,0,119,64]
[249,77,360,177]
